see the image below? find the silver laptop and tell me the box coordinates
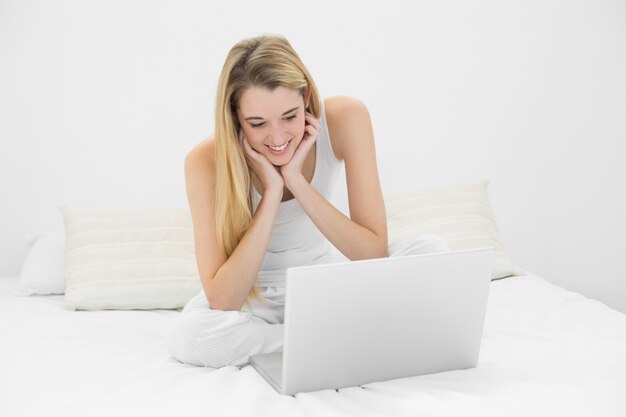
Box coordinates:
[250,247,495,395]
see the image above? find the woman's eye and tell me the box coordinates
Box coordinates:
[251,115,295,128]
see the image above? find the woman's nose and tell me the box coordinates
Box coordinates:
[268,127,288,146]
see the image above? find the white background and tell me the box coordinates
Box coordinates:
[1,0,624,313]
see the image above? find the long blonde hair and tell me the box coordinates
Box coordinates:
[214,34,322,306]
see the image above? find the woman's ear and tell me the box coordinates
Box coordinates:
[304,86,312,110]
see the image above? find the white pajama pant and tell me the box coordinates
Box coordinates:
[167,234,449,368]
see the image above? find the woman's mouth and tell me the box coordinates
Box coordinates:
[266,139,292,155]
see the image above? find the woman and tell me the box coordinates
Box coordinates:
[167,34,448,368]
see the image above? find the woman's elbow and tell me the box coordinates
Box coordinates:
[365,241,387,260]
[378,235,389,258]
[207,292,243,312]
[204,281,243,312]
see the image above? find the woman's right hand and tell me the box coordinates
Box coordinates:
[239,129,285,194]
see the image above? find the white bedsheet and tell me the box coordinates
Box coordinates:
[1,272,625,417]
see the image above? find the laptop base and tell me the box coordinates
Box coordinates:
[250,351,284,394]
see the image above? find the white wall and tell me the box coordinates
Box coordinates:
[1,0,624,313]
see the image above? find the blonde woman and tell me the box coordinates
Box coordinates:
[167,34,449,368]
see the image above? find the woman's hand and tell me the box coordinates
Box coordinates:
[280,111,320,188]
[239,128,285,195]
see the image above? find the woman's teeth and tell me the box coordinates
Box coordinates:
[267,139,291,153]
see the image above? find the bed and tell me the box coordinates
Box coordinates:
[1,182,625,417]
[1,271,625,417]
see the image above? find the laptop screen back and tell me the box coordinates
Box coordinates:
[280,247,495,395]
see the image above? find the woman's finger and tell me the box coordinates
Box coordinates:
[239,133,249,154]
[240,135,258,164]
[304,124,317,138]
[305,112,321,131]
[241,134,254,155]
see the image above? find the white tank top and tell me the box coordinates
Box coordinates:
[250,98,344,287]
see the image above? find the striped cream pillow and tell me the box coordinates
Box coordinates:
[385,181,519,280]
[60,206,201,311]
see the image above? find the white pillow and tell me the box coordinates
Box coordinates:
[384,181,520,280]
[15,231,66,296]
[60,206,202,311]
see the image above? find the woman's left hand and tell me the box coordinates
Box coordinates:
[280,111,321,187]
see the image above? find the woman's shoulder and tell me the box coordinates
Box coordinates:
[187,135,215,165]
[323,96,371,161]
[185,135,216,181]
[323,95,366,114]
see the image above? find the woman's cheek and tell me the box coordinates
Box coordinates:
[247,131,263,148]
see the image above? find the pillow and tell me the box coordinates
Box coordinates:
[60,206,202,311]
[384,181,520,280]
[15,231,66,296]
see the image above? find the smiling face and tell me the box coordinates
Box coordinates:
[236,85,309,166]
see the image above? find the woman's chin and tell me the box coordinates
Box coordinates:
[270,158,291,167]
[267,152,294,167]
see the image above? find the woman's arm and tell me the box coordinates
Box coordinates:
[185,140,282,311]
[285,97,388,261]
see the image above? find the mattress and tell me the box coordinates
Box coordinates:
[0,272,625,417]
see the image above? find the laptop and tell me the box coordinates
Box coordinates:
[250,247,495,395]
